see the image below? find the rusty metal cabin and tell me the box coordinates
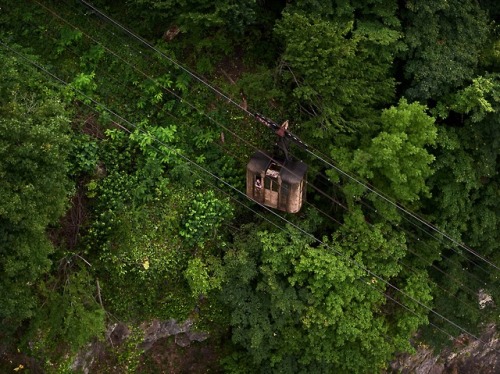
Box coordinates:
[246,151,307,213]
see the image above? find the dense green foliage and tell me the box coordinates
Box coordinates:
[0,0,499,372]
[221,212,431,373]
[0,50,72,331]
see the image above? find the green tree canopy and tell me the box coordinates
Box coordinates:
[400,0,490,100]
[0,48,71,331]
[221,211,431,373]
[274,8,399,138]
[331,98,437,216]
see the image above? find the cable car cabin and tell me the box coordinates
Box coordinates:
[246,151,307,213]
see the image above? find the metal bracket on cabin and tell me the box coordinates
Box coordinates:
[254,113,309,150]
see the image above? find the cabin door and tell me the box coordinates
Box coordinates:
[264,176,279,208]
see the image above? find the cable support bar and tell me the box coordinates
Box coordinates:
[253,112,309,149]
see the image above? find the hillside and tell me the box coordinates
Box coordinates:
[0,1,499,372]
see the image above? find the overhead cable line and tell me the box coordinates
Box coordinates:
[304,147,500,271]
[35,0,348,222]
[32,0,493,298]
[78,0,255,119]
[74,0,499,273]
[4,39,495,349]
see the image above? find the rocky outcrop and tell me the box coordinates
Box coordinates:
[70,341,107,374]
[70,319,208,373]
[140,318,209,350]
[390,324,499,374]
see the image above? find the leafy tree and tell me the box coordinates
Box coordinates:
[184,256,224,297]
[274,1,401,139]
[82,120,233,320]
[400,0,490,101]
[26,269,105,355]
[80,126,187,319]
[180,190,234,249]
[119,0,265,73]
[221,211,431,373]
[0,49,71,332]
[96,194,195,320]
[420,74,500,340]
[429,73,500,258]
[332,98,437,206]
[126,0,259,35]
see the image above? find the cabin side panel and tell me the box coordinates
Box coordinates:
[287,183,302,213]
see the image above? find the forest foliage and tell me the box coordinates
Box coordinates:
[0,0,499,372]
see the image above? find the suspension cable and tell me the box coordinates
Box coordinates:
[73,0,499,272]
[3,39,495,348]
[28,0,495,294]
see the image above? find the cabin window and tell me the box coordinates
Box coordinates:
[255,175,262,190]
[264,176,278,192]
[266,162,281,178]
[264,176,271,190]
[271,180,278,192]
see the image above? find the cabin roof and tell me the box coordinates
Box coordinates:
[247,151,307,185]
[281,159,308,184]
[247,151,270,174]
